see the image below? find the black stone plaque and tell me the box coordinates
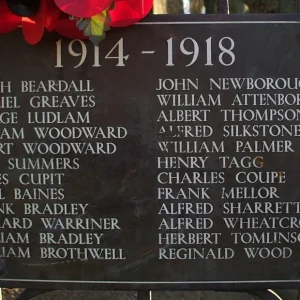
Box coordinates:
[0,14,300,290]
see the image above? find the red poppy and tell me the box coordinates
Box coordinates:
[0,0,61,45]
[110,0,153,27]
[0,0,153,44]
[54,0,114,18]
[54,15,88,40]
[45,0,63,31]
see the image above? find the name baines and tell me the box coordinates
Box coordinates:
[40,247,125,260]
[159,247,234,259]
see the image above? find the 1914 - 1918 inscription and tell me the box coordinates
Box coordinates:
[0,14,300,290]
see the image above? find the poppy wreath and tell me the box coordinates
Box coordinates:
[0,0,153,45]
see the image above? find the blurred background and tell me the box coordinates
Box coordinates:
[152,0,297,14]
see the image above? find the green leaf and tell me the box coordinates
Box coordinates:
[76,18,89,31]
[75,10,111,45]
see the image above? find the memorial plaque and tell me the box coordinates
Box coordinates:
[1,14,300,290]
